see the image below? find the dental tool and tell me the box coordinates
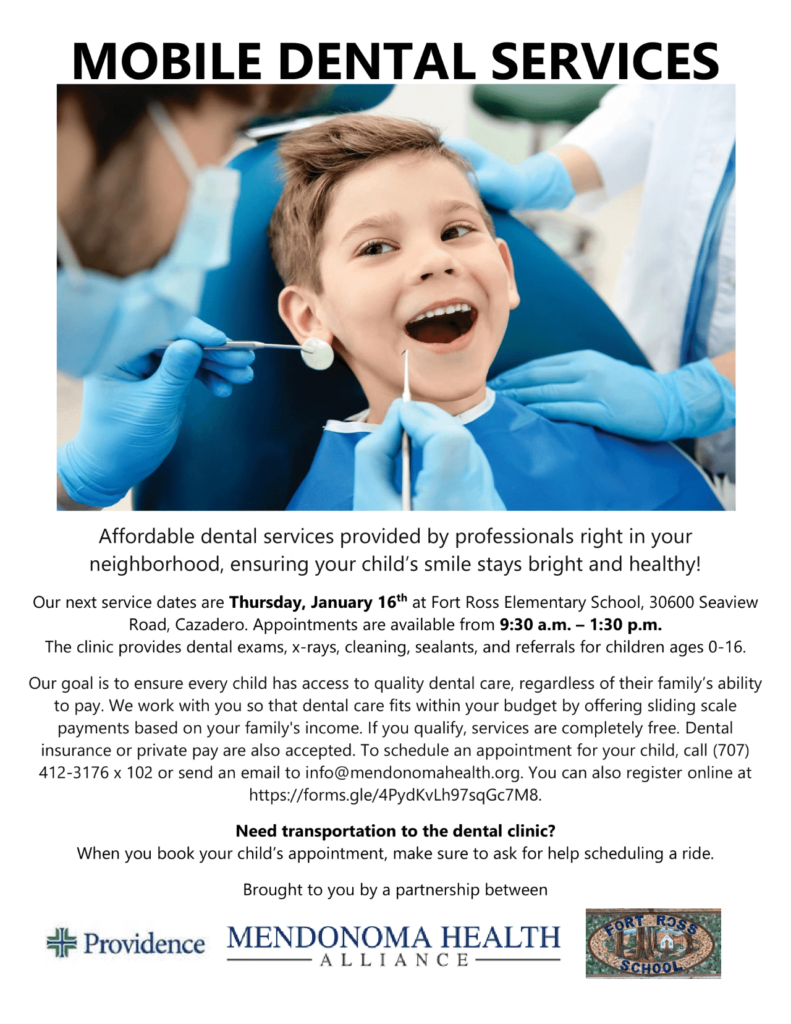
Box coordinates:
[165,336,334,370]
[402,350,412,512]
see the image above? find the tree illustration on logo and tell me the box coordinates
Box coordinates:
[633,926,650,959]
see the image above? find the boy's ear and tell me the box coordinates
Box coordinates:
[496,238,520,311]
[277,286,334,346]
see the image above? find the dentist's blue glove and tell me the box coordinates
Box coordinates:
[490,351,735,441]
[444,138,575,211]
[57,317,255,507]
[354,399,505,511]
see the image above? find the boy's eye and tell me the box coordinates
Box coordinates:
[358,240,395,257]
[442,223,473,241]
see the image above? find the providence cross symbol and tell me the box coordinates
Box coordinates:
[47,927,78,958]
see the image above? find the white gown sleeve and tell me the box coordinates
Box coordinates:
[559,83,663,200]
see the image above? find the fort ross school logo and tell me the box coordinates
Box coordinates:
[588,913,715,976]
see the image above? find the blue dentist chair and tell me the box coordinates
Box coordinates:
[135,89,649,511]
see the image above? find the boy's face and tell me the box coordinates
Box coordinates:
[284,153,519,420]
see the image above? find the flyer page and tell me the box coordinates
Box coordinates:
[6,5,785,1021]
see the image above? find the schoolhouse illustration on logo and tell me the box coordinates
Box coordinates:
[47,927,78,958]
[586,909,721,978]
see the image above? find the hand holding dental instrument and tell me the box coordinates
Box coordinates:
[401,350,412,512]
[58,311,274,507]
[59,336,246,508]
[352,400,506,512]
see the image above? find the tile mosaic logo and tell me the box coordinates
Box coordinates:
[47,927,78,959]
[586,909,721,978]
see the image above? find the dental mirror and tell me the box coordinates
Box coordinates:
[301,337,335,371]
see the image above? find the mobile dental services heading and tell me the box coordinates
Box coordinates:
[72,41,720,82]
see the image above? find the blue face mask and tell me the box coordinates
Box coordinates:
[57,101,241,378]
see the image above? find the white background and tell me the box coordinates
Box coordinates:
[4,2,788,1021]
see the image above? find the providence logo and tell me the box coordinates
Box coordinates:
[45,927,206,957]
[47,927,78,958]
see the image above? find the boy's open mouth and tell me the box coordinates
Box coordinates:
[405,302,478,344]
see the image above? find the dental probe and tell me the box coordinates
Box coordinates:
[402,350,412,512]
[164,337,334,370]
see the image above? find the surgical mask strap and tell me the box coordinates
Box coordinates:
[147,100,199,183]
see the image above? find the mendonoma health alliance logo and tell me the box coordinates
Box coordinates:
[47,927,78,958]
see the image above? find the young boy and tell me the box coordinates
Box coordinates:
[268,115,721,511]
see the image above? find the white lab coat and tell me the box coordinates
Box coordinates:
[561,84,735,478]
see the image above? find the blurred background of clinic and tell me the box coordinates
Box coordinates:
[58,83,642,510]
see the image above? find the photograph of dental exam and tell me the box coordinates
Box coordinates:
[57,84,734,512]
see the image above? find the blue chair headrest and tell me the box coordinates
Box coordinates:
[249,84,395,128]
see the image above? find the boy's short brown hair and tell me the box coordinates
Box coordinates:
[268,114,495,293]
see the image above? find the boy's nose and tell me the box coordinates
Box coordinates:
[420,267,454,281]
[415,242,461,282]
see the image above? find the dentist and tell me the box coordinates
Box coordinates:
[56,84,312,510]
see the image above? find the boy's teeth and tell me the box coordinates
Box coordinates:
[409,303,472,324]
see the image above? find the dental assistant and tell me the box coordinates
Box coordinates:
[450,83,736,483]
